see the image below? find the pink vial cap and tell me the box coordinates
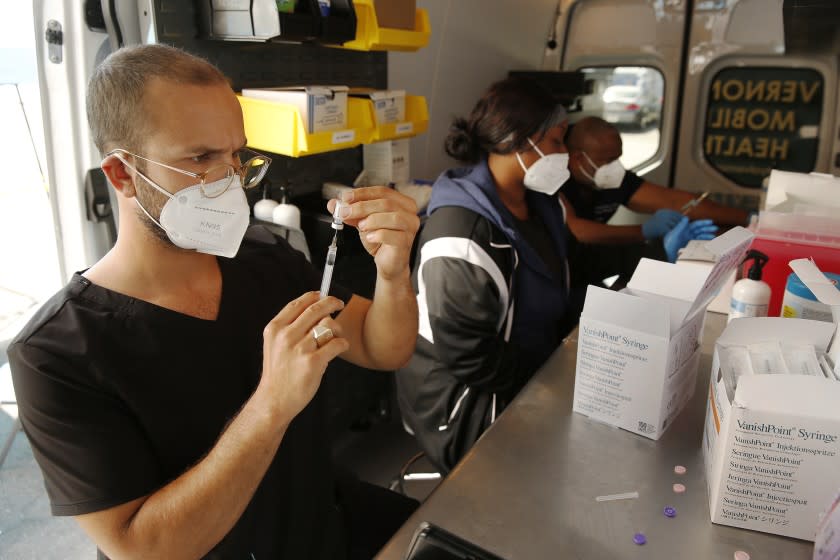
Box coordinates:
[734,551,750,560]
[674,465,687,475]
[673,483,686,494]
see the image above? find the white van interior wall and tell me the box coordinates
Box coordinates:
[389,0,561,182]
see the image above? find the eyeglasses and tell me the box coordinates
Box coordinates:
[106,147,272,198]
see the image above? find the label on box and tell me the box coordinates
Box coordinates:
[716,408,840,538]
[331,130,355,144]
[312,95,345,132]
[395,122,414,135]
[574,318,665,435]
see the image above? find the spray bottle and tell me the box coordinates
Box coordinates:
[728,249,771,323]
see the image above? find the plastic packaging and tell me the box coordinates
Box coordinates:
[781,271,840,322]
[728,250,771,323]
[780,343,823,377]
[747,341,789,376]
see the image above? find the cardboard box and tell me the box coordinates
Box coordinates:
[790,259,840,376]
[814,490,840,560]
[241,86,349,133]
[764,170,840,214]
[373,0,416,30]
[362,139,410,186]
[572,227,754,439]
[349,89,406,125]
[702,317,840,541]
[676,240,736,315]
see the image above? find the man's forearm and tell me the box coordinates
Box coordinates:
[79,386,291,560]
[569,218,646,245]
[690,200,749,227]
[362,270,418,370]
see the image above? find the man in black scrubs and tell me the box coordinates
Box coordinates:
[560,116,745,293]
[7,44,419,559]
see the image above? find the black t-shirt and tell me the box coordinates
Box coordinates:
[560,170,644,223]
[8,238,352,560]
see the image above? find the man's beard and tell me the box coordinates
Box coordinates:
[133,176,178,249]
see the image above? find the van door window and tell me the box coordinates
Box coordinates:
[703,67,823,188]
[577,66,665,170]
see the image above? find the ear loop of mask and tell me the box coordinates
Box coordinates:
[579,151,600,183]
[112,154,177,231]
[515,137,547,172]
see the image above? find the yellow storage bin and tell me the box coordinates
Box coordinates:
[368,95,429,142]
[238,95,372,157]
[341,0,430,52]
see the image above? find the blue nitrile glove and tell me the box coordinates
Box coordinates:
[642,209,683,240]
[687,219,718,241]
[663,216,690,263]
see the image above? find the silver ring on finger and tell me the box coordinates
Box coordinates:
[312,325,334,348]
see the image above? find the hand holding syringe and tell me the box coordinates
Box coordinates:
[319,201,346,299]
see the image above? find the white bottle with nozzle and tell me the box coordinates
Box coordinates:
[253,181,279,221]
[272,185,301,230]
[728,250,771,323]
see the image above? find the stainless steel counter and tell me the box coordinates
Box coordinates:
[376,313,814,559]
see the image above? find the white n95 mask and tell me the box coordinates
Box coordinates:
[135,174,250,258]
[582,152,626,190]
[516,138,570,195]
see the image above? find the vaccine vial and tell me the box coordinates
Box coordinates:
[332,201,346,230]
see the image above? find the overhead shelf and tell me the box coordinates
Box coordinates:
[238,94,428,158]
[340,0,430,52]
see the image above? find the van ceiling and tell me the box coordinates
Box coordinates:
[783,0,840,54]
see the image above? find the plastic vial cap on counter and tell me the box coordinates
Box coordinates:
[673,483,686,494]
[632,533,646,545]
[734,551,750,560]
[674,465,687,475]
[663,506,677,518]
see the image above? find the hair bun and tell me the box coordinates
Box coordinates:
[445,117,481,163]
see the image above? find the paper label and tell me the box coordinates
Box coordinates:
[331,130,355,144]
[573,318,666,438]
[395,122,414,135]
[715,408,840,539]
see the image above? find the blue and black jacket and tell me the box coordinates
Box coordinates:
[396,159,571,473]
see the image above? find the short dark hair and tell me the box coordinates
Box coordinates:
[86,44,229,154]
[566,116,619,153]
[444,77,567,164]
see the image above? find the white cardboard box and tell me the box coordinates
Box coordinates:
[814,490,840,560]
[362,139,410,186]
[790,259,840,376]
[765,170,840,214]
[349,89,406,125]
[241,86,349,133]
[702,317,840,541]
[573,227,754,439]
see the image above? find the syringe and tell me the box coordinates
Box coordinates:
[319,201,346,299]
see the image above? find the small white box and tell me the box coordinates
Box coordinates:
[241,86,349,133]
[350,89,406,125]
[702,317,840,541]
[814,490,840,560]
[363,139,410,186]
[573,227,754,439]
[765,170,840,214]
